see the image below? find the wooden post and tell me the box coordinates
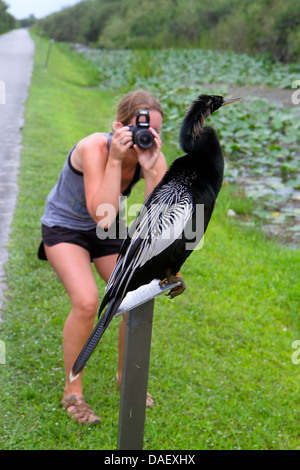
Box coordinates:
[44,39,54,70]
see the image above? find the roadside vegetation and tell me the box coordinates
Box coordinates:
[38,0,300,63]
[76,45,300,243]
[0,1,17,34]
[0,32,299,450]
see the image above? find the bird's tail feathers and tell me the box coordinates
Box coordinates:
[98,290,111,319]
[97,265,127,319]
[70,298,122,381]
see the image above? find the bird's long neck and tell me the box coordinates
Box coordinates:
[174,126,224,196]
[179,102,212,154]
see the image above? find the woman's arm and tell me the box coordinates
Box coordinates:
[81,128,132,228]
[135,128,168,200]
[80,126,167,228]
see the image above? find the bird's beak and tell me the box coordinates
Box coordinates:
[222,97,243,106]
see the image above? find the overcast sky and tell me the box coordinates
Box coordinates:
[7,0,82,20]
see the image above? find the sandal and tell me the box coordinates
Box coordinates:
[61,395,100,425]
[116,372,155,408]
[145,391,155,408]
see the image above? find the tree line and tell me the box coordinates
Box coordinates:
[0,1,37,35]
[0,1,18,34]
[1,0,300,62]
[38,0,300,62]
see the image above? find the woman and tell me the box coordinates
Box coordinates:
[38,90,167,424]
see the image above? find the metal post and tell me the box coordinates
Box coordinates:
[117,299,154,450]
[44,39,54,71]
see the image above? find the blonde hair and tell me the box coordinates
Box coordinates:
[113,90,164,130]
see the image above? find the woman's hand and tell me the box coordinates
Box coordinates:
[134,128,161,173]
[109,126,133,162]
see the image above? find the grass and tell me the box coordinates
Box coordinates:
[0,32,299,450]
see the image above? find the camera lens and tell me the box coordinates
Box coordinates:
[136,129,154,149]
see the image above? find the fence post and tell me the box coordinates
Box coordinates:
[44,39,54,71]
[117,299,154,450]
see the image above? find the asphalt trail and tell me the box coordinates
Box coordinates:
[0,29,35,317]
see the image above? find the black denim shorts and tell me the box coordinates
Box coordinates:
[38,224,125,261]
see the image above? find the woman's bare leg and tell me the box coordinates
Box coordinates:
[45,243,99,399]
[93,254,126,387]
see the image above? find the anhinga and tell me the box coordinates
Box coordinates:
[71,94,241,381]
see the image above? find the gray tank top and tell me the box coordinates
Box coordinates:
[41,133,142,230]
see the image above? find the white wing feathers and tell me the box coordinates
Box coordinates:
[105,183,193,294]
[131,192,193,269]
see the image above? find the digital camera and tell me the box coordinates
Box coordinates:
[128,110,154,149]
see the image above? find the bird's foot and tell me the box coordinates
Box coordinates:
[167,278,186,298]
[165,271,186,299]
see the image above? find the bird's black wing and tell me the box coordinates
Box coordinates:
[70,180,193,380]
[103,180,194,310]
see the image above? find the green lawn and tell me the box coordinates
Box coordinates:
[0,33,299,450]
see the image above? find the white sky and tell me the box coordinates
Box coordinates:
[7,0,82,20]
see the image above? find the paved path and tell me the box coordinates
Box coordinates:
[0,29,35,317]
